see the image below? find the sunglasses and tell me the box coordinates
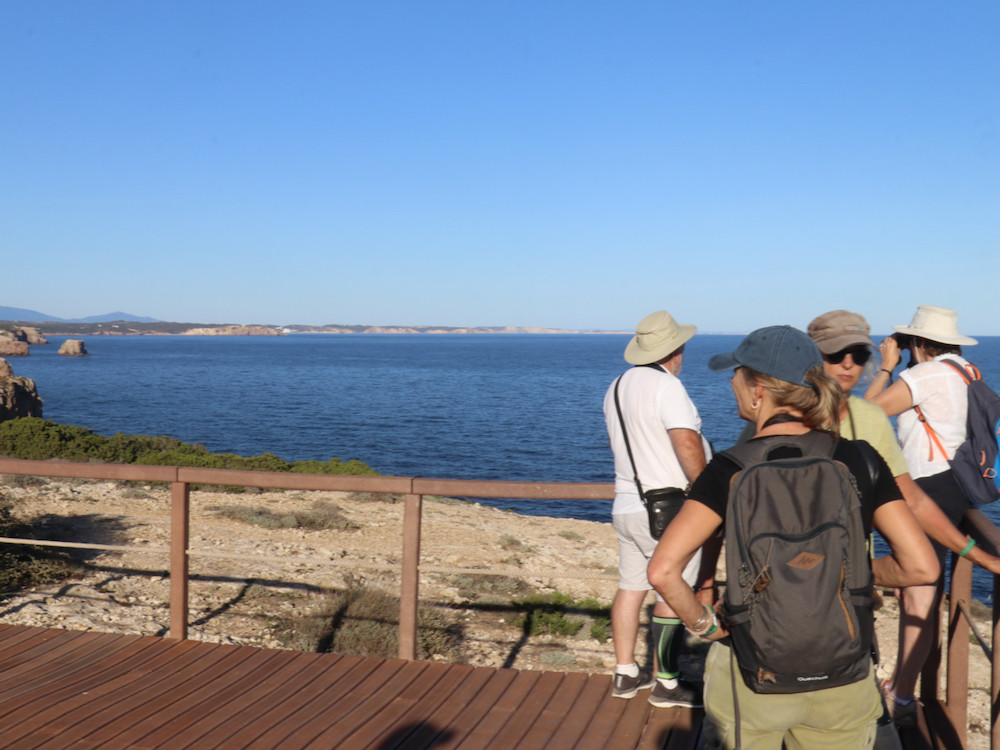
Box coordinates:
[824,347,872,366]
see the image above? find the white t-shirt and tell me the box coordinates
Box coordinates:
[603,365,712,515]
[897,354,971,480]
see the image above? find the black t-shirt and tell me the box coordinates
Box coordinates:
[688,432,901,533]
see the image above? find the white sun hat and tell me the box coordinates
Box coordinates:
[623,310,697,365]
[893,305,978,346]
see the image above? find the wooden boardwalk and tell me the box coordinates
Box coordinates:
[0,624,703,749]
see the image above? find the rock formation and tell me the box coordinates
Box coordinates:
[15,327,47,345]
[0,332,29,357]
[57,339,88,356]
[0,358,43,421]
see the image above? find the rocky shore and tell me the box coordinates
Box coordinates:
[0,475,992,747]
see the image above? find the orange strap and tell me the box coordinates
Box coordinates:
[914,358,979,462]
[915,405,950,462]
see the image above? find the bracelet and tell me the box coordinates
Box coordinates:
[959,538,976,557]
[687,604,717,637]
[687,605,712,633]
[880,368,894,380]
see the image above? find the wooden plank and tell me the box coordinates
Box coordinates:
[161,650,330,749]
[120,648,290,748]
[433,668,522,749]
[241,654,380,749]
[93,646,279,748]
[640,706,703,750]
[487,671,568,747]
[195,652,357,749]
[0,634,164,746]
[447,669,544,749]
[31,640,239,748]
[0,627,704,749]
[378,664,501,750]
[329,660,459,750]
[281,658,431,748]
[570,690,634,750]
[518,671,590,748]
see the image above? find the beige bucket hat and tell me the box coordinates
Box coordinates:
[624,310,697,365]
[807,310,873,355]
[893,305,978,346]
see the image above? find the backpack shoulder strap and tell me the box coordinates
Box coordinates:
[914,358,980,462]
[939,357,979,384]
[721,430,836,469]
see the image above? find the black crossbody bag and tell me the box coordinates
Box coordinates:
[612,372,688,539]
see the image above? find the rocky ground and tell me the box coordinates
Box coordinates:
[0,475,993,747]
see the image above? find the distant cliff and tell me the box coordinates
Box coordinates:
[0,359,43,421]
[181,325,284,336]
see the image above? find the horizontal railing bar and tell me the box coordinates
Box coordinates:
[411,478,614,500]
[0,459,178,482]
[0,458,616,501]
[0,536,161,554]
[175,467,415,493]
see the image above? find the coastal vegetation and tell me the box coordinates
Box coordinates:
[0,417,377,476]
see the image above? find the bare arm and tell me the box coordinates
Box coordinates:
[897,473,1000,575]
[666,428,715,603]
[668,428,708,485]
[647,500,727,638]
[870,499,940,588]
[868,379,915,418]
[864,335,902,401]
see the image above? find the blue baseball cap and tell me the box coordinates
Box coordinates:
[708,326,823,387]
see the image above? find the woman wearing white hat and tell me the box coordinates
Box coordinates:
[865,305,979,728]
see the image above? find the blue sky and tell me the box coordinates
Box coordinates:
[2,2,997,334]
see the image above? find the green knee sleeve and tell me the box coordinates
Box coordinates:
[652,616,682,680]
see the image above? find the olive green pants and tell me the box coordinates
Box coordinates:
[701,642,881,750]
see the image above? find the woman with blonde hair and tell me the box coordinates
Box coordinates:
[648,326,937,749]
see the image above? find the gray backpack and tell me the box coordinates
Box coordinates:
[720,431,874,694]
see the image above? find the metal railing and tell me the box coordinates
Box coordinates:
[0,457,997,747]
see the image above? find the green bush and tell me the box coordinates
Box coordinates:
[0,490,78,594]
[0,418,377,476]
[275,581,463,660]
[513,592,612,640]
[208,501,358,531]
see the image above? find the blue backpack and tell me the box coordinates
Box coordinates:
[916,358,1000,506]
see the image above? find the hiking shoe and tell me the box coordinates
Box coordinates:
[882,681,918,729]
[648,679,703,708]
[612,669,655,699]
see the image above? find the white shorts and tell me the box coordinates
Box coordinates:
[613,510,702,597]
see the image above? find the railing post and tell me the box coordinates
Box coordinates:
[169,480,190,640]
[921,581,944,708]
[398,492,422,660]
[946,553,971,748]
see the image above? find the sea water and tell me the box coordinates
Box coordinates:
[11,333,1000,600]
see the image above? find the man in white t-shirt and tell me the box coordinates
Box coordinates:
[603,310,712,708]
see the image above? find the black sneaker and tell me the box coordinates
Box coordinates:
[648,679,702,708]
[612,669,655,699]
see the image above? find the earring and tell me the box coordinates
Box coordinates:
[751,399,761,410]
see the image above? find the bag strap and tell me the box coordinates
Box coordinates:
[913,357,978,462]
[612,375,648,502]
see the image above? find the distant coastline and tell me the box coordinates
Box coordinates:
[0,320,630,336]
